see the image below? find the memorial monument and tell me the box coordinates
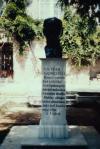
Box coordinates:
[39,17,68,138]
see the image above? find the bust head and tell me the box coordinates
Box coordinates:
[43,17,63,58]
[43,17,63,39]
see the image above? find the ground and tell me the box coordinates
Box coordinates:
[0,100,100,146]
[0,102,41,144]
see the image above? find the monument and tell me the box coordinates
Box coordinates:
[21,17,87,148]
[39,17,68,138]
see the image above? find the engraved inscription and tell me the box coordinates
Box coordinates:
[42,65,66,116]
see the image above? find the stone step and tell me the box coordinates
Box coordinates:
[2,126,100,149]
[77,96,99,102]
[0,94,100,107]
[27,96,100,107]
[0,125,88,149]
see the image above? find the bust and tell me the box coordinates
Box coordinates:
[43,17,63,58]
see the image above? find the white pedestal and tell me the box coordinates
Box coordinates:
[39,59,68,138]
[39,125,68,138]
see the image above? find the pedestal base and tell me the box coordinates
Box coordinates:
[0,125,88,149]
[22,126,87,149]
[39,125,68,138]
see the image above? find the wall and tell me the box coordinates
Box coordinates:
[26,0,63,19]
[0,40,100,104]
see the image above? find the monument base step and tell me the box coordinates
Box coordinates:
[21,125,87,149]
[0,125,88,149]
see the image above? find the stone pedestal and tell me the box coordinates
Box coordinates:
[39,58,68,138]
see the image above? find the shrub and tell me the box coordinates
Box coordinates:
[61,6,100,67]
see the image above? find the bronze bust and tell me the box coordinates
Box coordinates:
[43,17,63,58]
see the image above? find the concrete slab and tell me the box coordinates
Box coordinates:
[79,126,100,149]
[0,125,87,149]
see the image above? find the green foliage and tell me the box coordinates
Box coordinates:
[13,15,35,41]
[9,0,27,10]
[4,0,32,10]
[3,2,18,20]
[0,0,41,54]
[57,0,100,21]
[61,6,100,66]
[33,19,44,40]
